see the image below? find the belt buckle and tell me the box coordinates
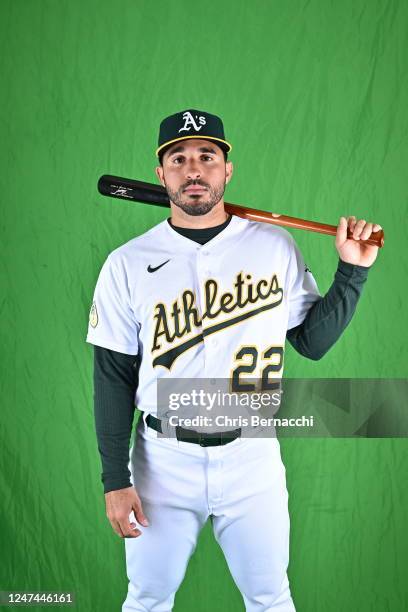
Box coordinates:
[198,432,207,447]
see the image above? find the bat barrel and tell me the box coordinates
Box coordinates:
[98,175,170,207]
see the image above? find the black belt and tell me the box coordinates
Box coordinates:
[145,413,241,447]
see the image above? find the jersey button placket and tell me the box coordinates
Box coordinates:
[196,249,212,372]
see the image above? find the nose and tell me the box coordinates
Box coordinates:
[185,160,201,180]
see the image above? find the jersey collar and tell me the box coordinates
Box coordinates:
[163,213,246,251]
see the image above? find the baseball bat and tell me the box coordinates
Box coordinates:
[97,175,385,248]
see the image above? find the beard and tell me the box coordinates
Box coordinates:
[164,178,226,216]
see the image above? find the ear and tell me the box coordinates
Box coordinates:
[225,160,233,185]
[155,165,165,187]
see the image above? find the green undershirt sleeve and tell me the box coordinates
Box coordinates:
[93,347,139,493]
[286,258,370,360]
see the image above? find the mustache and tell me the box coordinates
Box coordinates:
[182,180,209,191]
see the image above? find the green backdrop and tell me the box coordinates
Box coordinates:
[1,0,407,610]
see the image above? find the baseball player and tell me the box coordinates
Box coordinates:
[86,109,381,611]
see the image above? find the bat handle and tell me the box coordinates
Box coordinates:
[227,206,385,248]
[346,228,384,248]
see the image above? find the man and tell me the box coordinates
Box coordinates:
[86,109,381,611]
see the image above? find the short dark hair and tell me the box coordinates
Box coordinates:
[159,149,228,166]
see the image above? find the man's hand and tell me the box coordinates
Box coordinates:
[105,486,149,538]
[335,216,382,268]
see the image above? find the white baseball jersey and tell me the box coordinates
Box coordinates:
[86,215,321,417]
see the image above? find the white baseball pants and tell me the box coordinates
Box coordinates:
[122,414,296,611]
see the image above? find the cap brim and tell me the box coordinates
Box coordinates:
[156,135,232,157]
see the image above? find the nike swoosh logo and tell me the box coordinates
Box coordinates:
[147,259,170,273]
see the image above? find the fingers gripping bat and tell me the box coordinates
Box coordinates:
[97,175,384,248]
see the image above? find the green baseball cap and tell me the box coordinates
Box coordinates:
[156,109,232,158]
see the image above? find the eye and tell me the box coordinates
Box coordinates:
[201,155,213,161]
[172,156,184,164]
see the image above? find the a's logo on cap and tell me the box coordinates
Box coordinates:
[89,301,98,328]
[178,111,206,133]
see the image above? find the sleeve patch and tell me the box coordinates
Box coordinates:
[89,301,99,328]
